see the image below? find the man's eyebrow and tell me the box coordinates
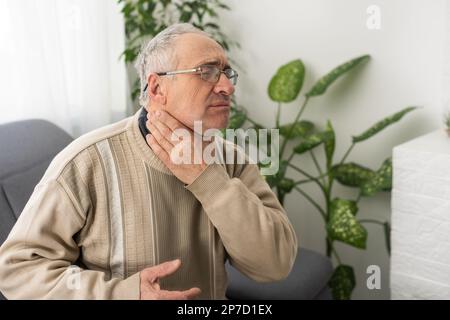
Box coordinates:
[195,59,231,69]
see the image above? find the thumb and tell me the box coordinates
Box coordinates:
[147,259,181,283]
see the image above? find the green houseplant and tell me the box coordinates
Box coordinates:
[228,55,418,299]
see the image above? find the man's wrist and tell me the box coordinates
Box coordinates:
[185,163,230,199]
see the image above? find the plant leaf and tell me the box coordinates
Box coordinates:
[278,178,295,193]
[329,265,356,300]
[265,160,288,189]
[279,121,314,140]
[268,60,305,103]
[306,55,370,97]
[327,198,367,249]
[294,131,333,154]
[332,163,376,188]
[218,3,231,10]
[228,110,247,129]
[352,107,418,143]
[361,158,392,196]
[324,120,335,169]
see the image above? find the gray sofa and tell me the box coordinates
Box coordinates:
[0,119,333,300]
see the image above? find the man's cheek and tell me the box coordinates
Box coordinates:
[174,112,200,131]
[188,104,208,120]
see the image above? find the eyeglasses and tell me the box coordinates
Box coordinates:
[143,64,238,92]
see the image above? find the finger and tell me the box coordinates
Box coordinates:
[156,110,189,132]
[141,278,161,294]
[145,259,181,283]
[157,289,189,300]
[146,134,173,168]
[150,110,194,144]
[183,287,202,299]
[158,287,201,300]
[152,117,180,143]
[146,121,175,152]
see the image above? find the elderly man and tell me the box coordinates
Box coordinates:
[0,23,297,300]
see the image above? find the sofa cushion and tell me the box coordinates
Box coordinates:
[0,185,16,245]
[2,159,52,219]
[0,119,72,179]
[225,248,333,300]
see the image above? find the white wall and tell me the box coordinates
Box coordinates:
[219,0,447,299]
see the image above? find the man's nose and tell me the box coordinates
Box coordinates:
[213,73,235,96]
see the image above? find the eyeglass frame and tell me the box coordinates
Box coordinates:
[143,64,238,92]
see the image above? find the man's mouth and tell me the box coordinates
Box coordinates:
[209,102,231,108]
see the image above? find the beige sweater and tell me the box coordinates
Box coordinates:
[0,108,298,300]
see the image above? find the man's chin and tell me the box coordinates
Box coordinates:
[202,116,230,131]
[202,122,228,132]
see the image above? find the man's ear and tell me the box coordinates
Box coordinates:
[146,73,167,105]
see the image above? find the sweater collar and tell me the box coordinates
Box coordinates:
[138,107,150,138]
[126,107,173,175]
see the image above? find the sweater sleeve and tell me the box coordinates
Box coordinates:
[185,163,298,282]
[0,180,140,300]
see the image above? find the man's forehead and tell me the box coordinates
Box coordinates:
[174,33,228,67]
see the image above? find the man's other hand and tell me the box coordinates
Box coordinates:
[139,259,201,300]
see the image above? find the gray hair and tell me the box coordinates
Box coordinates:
[135,23,211,107]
